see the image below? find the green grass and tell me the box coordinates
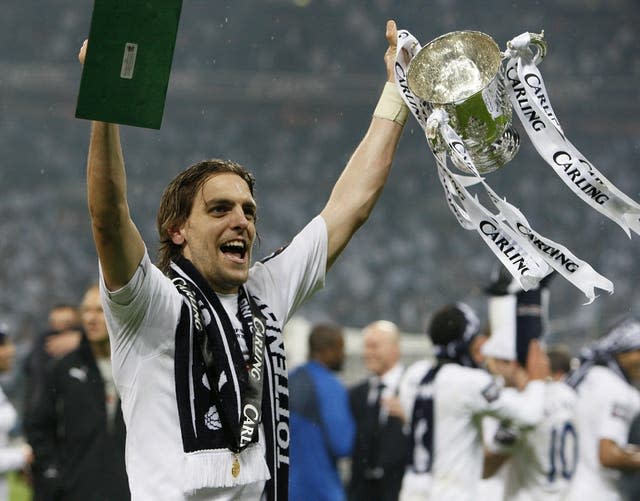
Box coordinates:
[7,472,31,501]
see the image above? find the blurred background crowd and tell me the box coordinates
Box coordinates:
[1,0,639,345]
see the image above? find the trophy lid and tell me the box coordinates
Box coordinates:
[407,31,502,105]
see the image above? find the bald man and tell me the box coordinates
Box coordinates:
[348,321,409,501]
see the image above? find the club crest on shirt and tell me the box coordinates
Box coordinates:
[481,380,501,403]
[205,405,222,431]
[611,402,632,422]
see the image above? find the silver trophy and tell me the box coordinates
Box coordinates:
[407,30,546,174]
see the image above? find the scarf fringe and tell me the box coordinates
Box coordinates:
[184,445,271,493]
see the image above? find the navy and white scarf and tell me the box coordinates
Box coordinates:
[169,256,289,500]
[567,316,640,388]
[407,364,442,474]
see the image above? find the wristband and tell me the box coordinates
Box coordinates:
[373,82,409,126]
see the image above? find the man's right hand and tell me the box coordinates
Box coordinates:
[526,339,551,381]
[78,39,88,65]
[22,444,34,466]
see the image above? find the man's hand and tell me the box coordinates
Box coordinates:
[381,395,406,423]
[525,339,551,381]
[600,439,640,470]
[78,39,88,65]
[45,330,82,358]
[384,20,398,83]
[0,343,15,372]
[22,444,34,466]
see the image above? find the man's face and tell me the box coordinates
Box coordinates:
[81,287,108,343]
[617,349,640,384]
[175,173,257,294]
[48,306,80,332]
[363,327,399,376]
[469,334,488,366]
[326,337,346,372]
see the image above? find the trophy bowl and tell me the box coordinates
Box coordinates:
[407,31,520,174]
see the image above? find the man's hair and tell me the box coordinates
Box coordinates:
[428,304,469,346]
[156,159,256,273]
[50,303,78,312]
[308,323,344,355]
[547,344,572,375]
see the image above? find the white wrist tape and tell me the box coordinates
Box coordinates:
[373,82,409,126]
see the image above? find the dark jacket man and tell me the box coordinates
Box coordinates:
[26,285,129,501]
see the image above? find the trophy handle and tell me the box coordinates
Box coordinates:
[528,31,546,65]
[504,31,547,65]
[408,40,421,58]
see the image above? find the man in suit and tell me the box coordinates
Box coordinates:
[348,320,408,501]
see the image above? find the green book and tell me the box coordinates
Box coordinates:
[76,0,183,129]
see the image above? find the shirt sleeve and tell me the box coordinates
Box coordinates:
[0,447,25,473]
[464,368,545,428]
[248,216,327,323]
[485,382,545,428]
[596,376,639,445]
[23,363,59,486]
[99,250,183,387]
[316,375,355,458]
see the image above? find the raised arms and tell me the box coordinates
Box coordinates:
[80,41,145,291]
[320,20,407,269]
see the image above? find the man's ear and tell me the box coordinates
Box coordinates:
[169,226,186,245]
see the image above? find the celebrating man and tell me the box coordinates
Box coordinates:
[79,20,410,500]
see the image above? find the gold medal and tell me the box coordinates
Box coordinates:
[231,455,241,478]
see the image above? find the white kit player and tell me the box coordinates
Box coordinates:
[398,357,435,501]
[482,280,578,501]
[566,318,640,501]
[399,303,547,501]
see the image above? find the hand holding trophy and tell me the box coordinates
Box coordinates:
[394,28,640,302]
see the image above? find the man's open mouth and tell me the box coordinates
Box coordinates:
[220,240,247,261]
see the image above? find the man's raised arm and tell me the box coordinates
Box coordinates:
[320,20,409,269]
[80,41,145,291]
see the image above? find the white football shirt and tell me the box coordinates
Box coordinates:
[100,216,327,500]
[568,365,640,501]
[496,380,578,501]
[429,364,545,501]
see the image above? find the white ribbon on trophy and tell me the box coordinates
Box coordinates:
[503,33,640,236]
[393,29,617,302]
